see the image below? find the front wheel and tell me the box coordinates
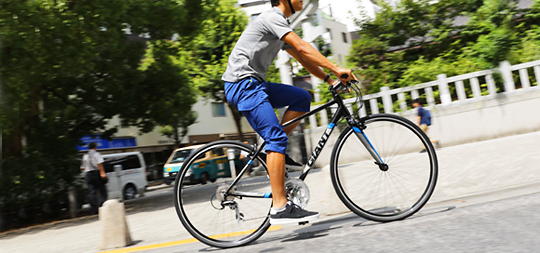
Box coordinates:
[330,114,438,222]
[174,141,272,248]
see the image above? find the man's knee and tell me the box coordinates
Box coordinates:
[299,88,311,102]
[266,133,288,154]
[292,89,312,112]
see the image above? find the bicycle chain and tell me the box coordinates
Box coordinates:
[236,180,271,188]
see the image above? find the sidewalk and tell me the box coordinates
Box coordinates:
[1,131,540,253]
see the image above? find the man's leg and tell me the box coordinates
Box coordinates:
[266,82,310,169]
[420,124,439,145]
[230,80,317,224]
[260,110,306,209]
[267,151,287,208]
[86,174,98,214]
[242,101,289,209]
[267,109,306,209]
[98,180,108,207]
[266,82,311,137]
[282,110,306,136]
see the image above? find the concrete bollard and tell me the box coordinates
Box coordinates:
[99,199,132,250]
[68,186,77,219]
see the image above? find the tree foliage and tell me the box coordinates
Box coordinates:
[180,0,249,140]
[0,0,209,229]
[349,0,539,94]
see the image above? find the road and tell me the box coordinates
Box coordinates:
[2,131,540,253]
[128,183,540,253]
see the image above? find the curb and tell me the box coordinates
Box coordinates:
[146,184,172,192]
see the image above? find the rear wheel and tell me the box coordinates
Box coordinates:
[330,114,438,222]
[174,141,272,248]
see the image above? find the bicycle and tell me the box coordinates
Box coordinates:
[173,78,438,248]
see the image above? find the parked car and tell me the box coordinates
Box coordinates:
[100,152,148,200]
[163,145,244,185]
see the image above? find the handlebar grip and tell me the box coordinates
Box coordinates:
[341,74,349,79]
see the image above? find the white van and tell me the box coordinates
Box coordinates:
[101,152,148,200]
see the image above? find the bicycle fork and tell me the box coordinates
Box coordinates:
[348,118,387,170]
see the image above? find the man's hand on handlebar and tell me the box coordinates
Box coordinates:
[325,68,359,93]
[326,68,358,86]
[334,68,357,84]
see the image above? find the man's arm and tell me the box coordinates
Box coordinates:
[98,164,106,178]
[282,32,354,84]
[286,47,337,85]
[94,152,107,178]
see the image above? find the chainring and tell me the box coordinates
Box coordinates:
[285,178,310,208]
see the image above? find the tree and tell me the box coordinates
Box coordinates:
[122,40,198,147]
[183,0,249,140]
[463,0,520,68]
[349,0,466,92]
[0,0,211,229]
[347,0,532,94]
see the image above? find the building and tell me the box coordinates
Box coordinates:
[318,10,352,66]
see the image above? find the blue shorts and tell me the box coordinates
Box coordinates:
[225,77,311,154]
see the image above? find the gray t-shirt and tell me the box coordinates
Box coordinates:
[222,7,293,83]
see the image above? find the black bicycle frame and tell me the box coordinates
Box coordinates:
[227,89,384,199]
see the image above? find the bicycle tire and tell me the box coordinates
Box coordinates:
[173,140,272,248]
[330,113,438,222]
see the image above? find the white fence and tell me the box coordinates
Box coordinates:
[306,59,540,130]
[301,59,540,168]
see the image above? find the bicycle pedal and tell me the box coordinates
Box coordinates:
[298,221,309,225]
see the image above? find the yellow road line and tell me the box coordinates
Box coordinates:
[100,225,282,253]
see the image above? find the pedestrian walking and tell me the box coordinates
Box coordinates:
[412,99,439,150]
[80,142,108,214]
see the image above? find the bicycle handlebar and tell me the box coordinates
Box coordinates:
[328,79,359,93]
[327,68,361,94]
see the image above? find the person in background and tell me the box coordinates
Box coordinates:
[80,142,108,214]
[412,99,439,151]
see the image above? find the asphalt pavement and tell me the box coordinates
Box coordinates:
[145,184,540,253]
[1,130,540,253]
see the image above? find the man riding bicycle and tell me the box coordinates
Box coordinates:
[222,0,355,225]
